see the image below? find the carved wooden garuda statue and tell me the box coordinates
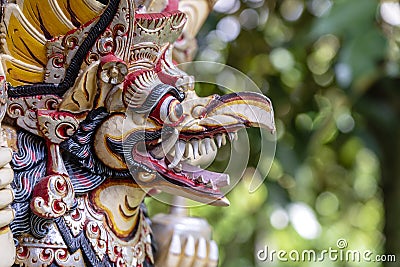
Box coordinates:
[0,0,275,266]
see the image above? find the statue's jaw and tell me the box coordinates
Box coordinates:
[128,131,230,206]
[123,91,275,207]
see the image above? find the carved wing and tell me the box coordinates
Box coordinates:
[0,0,104,86]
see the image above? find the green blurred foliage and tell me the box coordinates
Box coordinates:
[147,0,400,266]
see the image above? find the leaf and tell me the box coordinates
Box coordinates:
[338,27,387,92]
[310,0,386,91]
[310,0,378,38]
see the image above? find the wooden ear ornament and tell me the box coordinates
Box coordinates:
[99,54,128,85]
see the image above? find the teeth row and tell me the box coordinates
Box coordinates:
[152,129,179,159]
[168,140,185,169]
[228,132,238,142]
[168,132,237,169]
[193,175,216,189]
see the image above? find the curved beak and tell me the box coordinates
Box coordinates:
[195,92,275,133]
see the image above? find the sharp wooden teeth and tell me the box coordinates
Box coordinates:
[211,180,216,190]
[168,140,185,169]
[210,138,217,151]
[204,138,212,154]
[195,175,205,184]
[227,132,238,142]
[216,134,222,148]
[184,142,192,158]
[151,129,178,159]
[206,180,216,190]
[163,134,227,168]
[228,132,235,141]
[191,139,200,159]
[200,140,207,155]
[173,163,182,172]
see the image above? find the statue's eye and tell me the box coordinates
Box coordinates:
[160,95,183,123]
[150,94,183,124]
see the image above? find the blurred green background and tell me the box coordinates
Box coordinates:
[147,0,400,266]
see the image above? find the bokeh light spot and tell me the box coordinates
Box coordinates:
[308,0,333,17]
[380,2,400,26]
[288,202,321,239]
[270,48,295,71]
[296,113,314,132]
[270,207,290,229]
[217,16,241,42]
[240,9,260,30]
[280,0,304,22]
[336,113,355,133]
[214,0,240,14]
[316,191,339,216]
[335,63,352,87]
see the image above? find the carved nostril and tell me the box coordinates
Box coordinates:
[192,105,206,119]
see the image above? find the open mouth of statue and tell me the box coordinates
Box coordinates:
[128,127,242,206]
[121,91,275,206]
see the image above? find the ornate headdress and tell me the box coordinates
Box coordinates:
[1,0,215,89]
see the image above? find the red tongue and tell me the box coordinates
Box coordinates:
[135,147,230,189]
[178,161,230,188]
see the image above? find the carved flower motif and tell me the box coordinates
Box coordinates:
[99,60,128,85]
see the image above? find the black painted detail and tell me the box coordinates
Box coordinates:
[8,0,121,98]
[30,215,52,238]
[55,217,114,266]
[10,131,47,237]
[132,84,186,114]
[66,0,83,28]
[55,209,155,267]
[107,126,172,174]
[60,108,131,195]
